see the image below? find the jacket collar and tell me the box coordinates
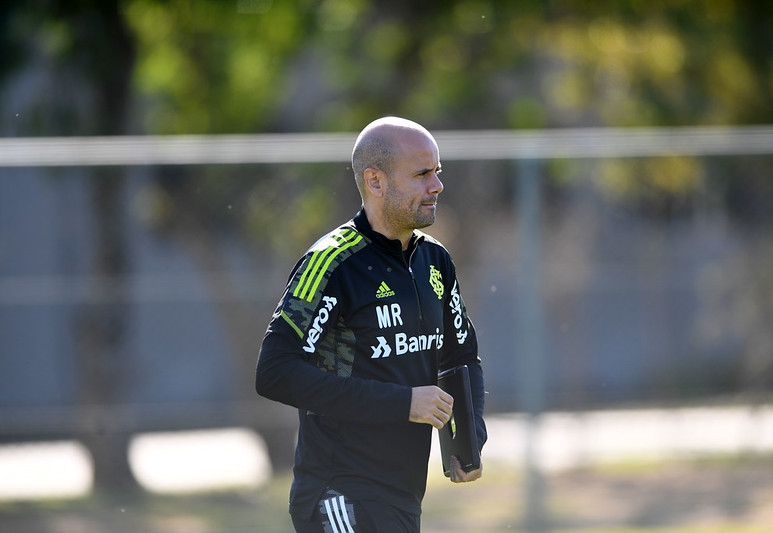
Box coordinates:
[352,208,424,258]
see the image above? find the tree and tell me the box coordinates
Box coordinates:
[2,0,139,492]
[3,0,773,483]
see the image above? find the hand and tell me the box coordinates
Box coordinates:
[448,455,483,483]
[409,385,453,429]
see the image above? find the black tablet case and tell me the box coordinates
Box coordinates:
[437,365,481,477]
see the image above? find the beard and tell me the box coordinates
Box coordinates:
[382,190,437,233]
[413,204,437,229]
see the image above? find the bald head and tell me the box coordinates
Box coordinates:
[351,117,437,197]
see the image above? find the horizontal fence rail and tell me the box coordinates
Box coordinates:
[0,271,287,306]
[1,125,772,167]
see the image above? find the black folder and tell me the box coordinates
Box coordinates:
[437,365,480,477]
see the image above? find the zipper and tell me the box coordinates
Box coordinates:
[406,248,422,322]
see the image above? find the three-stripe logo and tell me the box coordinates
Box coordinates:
[323,495,355,533]
[294,229,363,302]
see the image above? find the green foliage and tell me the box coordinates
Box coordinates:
[116,0,773,208]
[6,0,772,134]
[124,0,311,133]
[4,0,773,238]
[119,0,772,134]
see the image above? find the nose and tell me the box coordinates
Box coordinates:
[429,171,444,195]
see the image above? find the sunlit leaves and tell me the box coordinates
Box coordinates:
[596,155,702,212]
[507,97,547,129]
[644,28,686,77]
[707,50,760,120]
[452,0,494,35]
[317,0,364,32]
[422,35,470,74]
[361,22,410,65]
[117,0,772,231]
[124,0,306,134]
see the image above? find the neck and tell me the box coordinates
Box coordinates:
[361,206,412,250]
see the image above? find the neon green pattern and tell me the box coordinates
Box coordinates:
[280,310,304,338]
[280,226,369,346]
[292,229,364,302]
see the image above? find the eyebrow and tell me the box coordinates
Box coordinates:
[415,164,442,176]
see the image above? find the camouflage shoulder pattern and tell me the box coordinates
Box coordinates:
[281,225,369,336]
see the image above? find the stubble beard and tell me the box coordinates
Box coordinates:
[383,196,436,234]
[414,205,436,229]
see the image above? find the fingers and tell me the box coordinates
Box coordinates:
[430,411,449,429]
[448,456,483,483]
[433,390,453,428]
[409,386,454,429]
[424,392,452,429]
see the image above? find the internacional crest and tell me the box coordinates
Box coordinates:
[429,265,444,299]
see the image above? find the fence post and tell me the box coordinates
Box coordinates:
[515,158,548,531]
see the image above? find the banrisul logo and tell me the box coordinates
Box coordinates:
[429,265,444,299]
[370,330,444,358]
[303,296,337,353]
[376,281,395,299]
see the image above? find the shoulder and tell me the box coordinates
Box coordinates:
[415,230,453,258]
[290,223,370,303]
[307,223,367,255]
[415,229,442,246]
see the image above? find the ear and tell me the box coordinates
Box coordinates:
[364,167,385,198]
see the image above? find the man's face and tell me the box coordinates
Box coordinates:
[382,132,444,234]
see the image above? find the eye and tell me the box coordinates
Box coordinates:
[415,167,442,178]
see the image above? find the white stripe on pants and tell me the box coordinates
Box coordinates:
[324,495,354,533]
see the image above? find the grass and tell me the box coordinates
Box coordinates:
[1,456,771,532]
[525,529,770,533]
[449,530,770,533]
[420,455,773,532]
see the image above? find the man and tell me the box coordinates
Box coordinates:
[256,117,486,533]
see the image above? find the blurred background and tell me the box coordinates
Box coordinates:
[1,1,773,532]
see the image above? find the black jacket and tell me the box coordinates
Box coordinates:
[256,209,486,518]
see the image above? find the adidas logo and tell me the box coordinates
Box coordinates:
[376,281,395,299]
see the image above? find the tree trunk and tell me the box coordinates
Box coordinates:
[77,172,140,493]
